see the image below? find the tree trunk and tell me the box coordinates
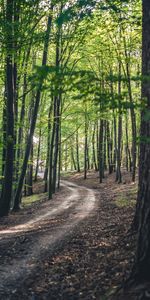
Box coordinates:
[0,0,14,217]
[71,142,77,171]
[27,142,33,196]
[92,123,98,171]
[99,119,104,183]
[44,102,52,192]
[64,143,68,172]
[124,38,137,182]
[49,20,61,197]
[34,128,42,182]
[84,108,88,180]
[48,96,57,199]
[76,129,80,172]
[103,120,107,173]
[16,46,31,185]
[132,0,150,280]
[52,95,61,193]
[57,117,62,189]
[107,121,113,174]
[1,94,7,179]
[116,62,122,183]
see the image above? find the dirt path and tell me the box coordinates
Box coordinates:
[0,173,136,300]
[0,180,97,299]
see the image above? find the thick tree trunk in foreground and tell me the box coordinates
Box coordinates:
[132,0,150,280]
[0,0,14,217]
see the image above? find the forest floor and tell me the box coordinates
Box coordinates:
[0,171,137,300]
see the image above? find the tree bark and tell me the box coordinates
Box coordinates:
[99,119,104,183]
[27,142,33,196]
[132,0,150,280]
[84,107,88,180]
[116,62,122,183]
[44,102,53,192]
[92,123,98,171]
[34,128,42,182]
[76,129,80,172]
[0,0,14,216]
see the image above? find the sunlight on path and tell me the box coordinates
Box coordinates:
[0,181,80,235]
[0,181,97,294]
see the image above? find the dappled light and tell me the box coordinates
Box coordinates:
[0,0,150,299]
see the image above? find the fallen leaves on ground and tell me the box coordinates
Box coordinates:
[0,171,137,299]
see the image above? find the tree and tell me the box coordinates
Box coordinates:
[132,0,150,281]
[0,0,14,216]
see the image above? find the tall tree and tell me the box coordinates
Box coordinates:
[0,0,14,216]
[132,0,150,281]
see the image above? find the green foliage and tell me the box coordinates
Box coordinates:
[22,193,47,207]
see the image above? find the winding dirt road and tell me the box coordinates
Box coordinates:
[0,180,97,299]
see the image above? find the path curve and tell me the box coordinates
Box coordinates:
[0,180,97,297]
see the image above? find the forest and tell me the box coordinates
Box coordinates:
[0,0,150,299]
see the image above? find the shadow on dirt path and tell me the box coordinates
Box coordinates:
[0,180,97,299]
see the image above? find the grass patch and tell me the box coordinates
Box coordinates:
[22,193,47,207]
[115,197,135,208]
[61,170,79,178]
[115,184,137,208]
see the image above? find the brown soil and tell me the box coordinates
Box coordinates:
[0,171,137,300]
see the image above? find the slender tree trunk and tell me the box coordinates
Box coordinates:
[113,115,117,172]
[44,102,52,192]
[48,96,57,199]
[116,62,122,183]
[107,121,113,174]
[96,120,100,168]
[76,129,80,172]
[125,113,129,172]
[16,47,31,184]
[52,95,61,193]
[34,128,42,182]
[71,142,77,171]
[92,123,98,171]
[57,117,61,189]
[27,142,33,196]
[99,119,104,183]
[127,72,137,182]
[84,108,88,180]
[1,94,7,179]
[64,143,68,172]
[49,20,62,197]
[86,141,90,170]
[124,40,137,182]
[103,121,107,173]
